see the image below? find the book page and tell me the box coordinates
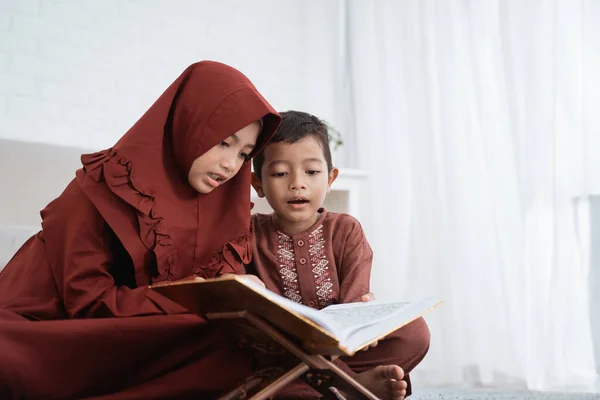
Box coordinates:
[320,300,411,336]
[326,297,442,354]
[235,277,343,336]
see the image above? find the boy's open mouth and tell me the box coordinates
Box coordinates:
[288,197,309,204]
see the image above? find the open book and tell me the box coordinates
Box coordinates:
[150,275,442,356]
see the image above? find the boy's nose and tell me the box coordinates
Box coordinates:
[289,176,306,190]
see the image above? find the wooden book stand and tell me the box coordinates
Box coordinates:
[214,311,380,400]
[150,276,440,399]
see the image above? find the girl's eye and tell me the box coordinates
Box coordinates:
[271,172,286,177]
[307,170,321,175]
[240,152,250,161]
[220,141,230,147]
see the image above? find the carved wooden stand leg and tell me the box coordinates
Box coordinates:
[213,311,380,400]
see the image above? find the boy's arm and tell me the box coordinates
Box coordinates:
[336,216,374,303]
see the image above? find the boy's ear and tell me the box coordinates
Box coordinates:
[326,168,339,193]
[251,172,265,198]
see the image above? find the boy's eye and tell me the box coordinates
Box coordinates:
[239,152,250,161]
[220,141,230,147]
[307,170,321,175]
[271,172,286,177]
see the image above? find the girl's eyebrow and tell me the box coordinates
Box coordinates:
[230,133,255,149]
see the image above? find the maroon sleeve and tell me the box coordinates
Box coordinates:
[42,184,187,318]
[334,215,373,303]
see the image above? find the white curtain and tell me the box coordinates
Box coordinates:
[341,0,599,391]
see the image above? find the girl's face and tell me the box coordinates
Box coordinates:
[188,121,261,194]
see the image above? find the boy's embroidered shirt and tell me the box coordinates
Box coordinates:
[251,209,373,310]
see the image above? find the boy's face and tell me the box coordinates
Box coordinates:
[252,136,338,234]
[188,121,260,194]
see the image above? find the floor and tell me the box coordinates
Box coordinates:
[411,388,600,400]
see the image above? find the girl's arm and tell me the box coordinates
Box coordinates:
[43,185,188,319]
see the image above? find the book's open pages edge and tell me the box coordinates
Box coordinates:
[150,276,443,356]
[150,276,348,355]
[327,297,443,355]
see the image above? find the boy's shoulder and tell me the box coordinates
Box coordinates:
[323,210,358,222]
[251,212,275,232]
[322,211,364,233]
[251,212,271,222]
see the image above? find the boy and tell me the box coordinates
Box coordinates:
[250,111,430,399]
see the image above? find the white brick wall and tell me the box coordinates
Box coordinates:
[0,0,350,239]
[0,0,343,150]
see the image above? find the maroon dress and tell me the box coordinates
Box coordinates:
[0,60,281,399]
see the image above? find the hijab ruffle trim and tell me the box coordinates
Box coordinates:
[81,148,253,283]
[81,149,178,282]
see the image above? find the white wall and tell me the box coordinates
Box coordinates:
[0,0,354,248]
[0,0,346,149]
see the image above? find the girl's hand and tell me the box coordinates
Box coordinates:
[221,273,266,288]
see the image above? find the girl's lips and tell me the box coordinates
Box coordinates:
[206,174,220,188]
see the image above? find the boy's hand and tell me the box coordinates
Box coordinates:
[361,292,376,302]
[361,292,378,350]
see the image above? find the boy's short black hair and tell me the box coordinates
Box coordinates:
[253,110,333,180]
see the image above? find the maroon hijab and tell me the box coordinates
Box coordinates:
[76,61,280,286]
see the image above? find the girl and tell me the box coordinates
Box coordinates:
[0,61,280,399]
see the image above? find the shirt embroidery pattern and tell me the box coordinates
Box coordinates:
[309,225,334,307]
[277,231,302,303]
